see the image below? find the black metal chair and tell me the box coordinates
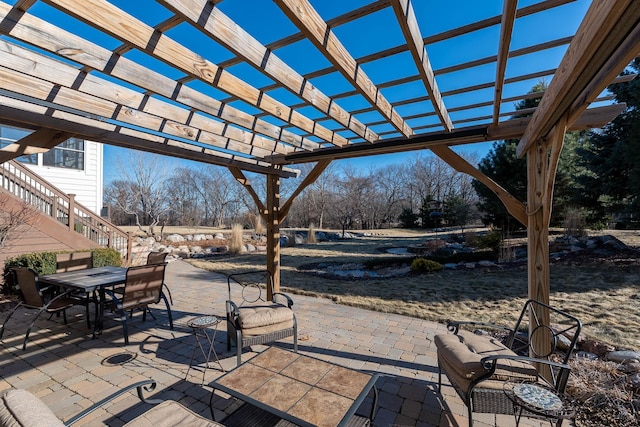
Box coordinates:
[226,270,297,366]
[105,263,173,345]
[0,267,76,350]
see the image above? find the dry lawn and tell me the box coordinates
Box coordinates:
[188,228,640,352]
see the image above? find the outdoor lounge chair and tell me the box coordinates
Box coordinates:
[0,268,76,351]
[0,379,223,426]
[226,270,297,366]
[104,263,173,345]
[434,299,582,427]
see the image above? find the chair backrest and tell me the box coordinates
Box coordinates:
[146,252,168,265]
[12,268,44,308]
[227,270,274,305]
[508,299,582,390]
[56,252,93,273]
[508,299,582,362]
[122,263,167,310]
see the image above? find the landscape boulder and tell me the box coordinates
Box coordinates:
[166,234,185,243]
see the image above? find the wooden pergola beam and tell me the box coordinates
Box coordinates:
[0,93,298,177]
[160,0,378,144]
[274,0,414,137]
[0,2,320,152]
[430,145,527,225]
[280,160,332,220]
[0,128,72,163]
[493,0,518,125]
[517,0,639,157]
[391,0,453,132]
[46,0,350,148]
[0,60,289,159]
[270,103,625,164]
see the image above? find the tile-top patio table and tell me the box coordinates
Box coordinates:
[39,266,126,338]
[211,346,378,427]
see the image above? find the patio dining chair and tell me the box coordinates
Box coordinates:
[0,267,76,350]
[56,252,94,329]
[226,270,297,366]
[147,251,173,305]
[104,263,173,345]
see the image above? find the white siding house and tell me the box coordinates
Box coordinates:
[0,125,103,215]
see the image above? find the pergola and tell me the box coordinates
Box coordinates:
[0,0,638,357]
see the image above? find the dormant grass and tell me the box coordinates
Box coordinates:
[188,229,640,350]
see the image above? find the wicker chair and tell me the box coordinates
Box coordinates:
[435,299,582,427]
[0,268,76,350]
[226,270,297,366]
[104,263,173,345]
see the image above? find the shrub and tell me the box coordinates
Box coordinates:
[229,223,244,254]
[563,207,587,236]
[410,258,443,273]
[429,249,497,264]
[254,215,265,235]
[477,228,502,252]
[3,249,122,295]
[93,248,122,267]
[307,224,317,244]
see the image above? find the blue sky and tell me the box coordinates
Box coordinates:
[7,0,593,184]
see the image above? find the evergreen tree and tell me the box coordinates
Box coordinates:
[575,58,640,228]
[473,82,584,230]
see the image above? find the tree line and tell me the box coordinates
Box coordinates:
[104,60,639,234]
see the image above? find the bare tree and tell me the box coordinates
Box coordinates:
[104,152,170,236]
[0,193,40,249]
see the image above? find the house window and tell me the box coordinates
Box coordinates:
[43,138,85,170]
[0,125,37,164]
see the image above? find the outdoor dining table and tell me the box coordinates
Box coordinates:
[38,266,127,338]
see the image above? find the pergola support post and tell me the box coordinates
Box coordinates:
[525,118,567,379]
[266,173,280,300]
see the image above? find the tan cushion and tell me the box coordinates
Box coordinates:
[0,389,64,427]
[435,329,538,393]
[124,400,224,427]
[237,303,293,329]
[241,319,295,337]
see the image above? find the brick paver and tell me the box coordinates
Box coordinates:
[0,260,555,426]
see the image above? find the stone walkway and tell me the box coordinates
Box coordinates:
[0,261,551,426]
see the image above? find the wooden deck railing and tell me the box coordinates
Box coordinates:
[1,160,131,263]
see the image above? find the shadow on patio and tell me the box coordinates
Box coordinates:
[0,260,549,427]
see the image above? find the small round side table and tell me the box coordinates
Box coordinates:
[186,315,224,384]
[504,380,575,427]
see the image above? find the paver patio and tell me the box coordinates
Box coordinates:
[0,260,551,427]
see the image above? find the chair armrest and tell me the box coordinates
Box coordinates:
[273,292,294,308]
[226,300,239,320]
[447,320,513,335]
[480,354,572,391]
[64,380,162,426]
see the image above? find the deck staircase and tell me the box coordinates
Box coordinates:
[0,159,131,263]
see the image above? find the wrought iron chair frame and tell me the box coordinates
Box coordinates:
[226,270,297,366]
[436,299,582,427]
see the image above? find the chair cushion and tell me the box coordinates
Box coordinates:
[0,389,64,427]
[435,329,538,393]
[236,303,293,330]
[123,400,224,427]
